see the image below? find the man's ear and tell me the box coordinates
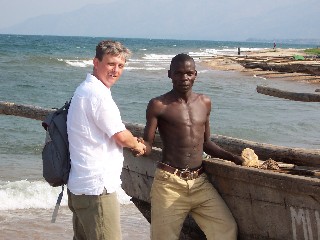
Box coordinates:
[92,58,99,70]
[195,70,198,77]
[93,58,98,69]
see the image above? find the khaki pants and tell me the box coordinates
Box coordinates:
[150,169,237,240]
[68,190,121,240]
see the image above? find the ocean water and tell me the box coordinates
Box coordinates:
[0,34,319,239]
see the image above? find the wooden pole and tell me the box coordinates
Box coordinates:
[257,85,320,102]
[1,101,320,168]
[0,101,54,121]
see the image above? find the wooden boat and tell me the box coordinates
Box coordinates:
[1,101,320,240]
[257,85,320,102]
[124,124,320,240]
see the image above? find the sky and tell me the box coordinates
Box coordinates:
[0,0,108,29]
[0,0,319,41]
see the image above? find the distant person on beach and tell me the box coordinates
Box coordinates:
[141,53,244,240]
[67,40,146,240]
[273,42,276,49]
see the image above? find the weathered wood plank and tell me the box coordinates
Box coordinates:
[121,148,320,240]
[126,123,320,168]
[1,101,320,168]
[0,101,54,121]
[256,85,320,102]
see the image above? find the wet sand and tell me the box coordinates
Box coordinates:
[0,205,150,240]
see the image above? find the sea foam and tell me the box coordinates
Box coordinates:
[0,180,132,210]
[64,59,93,68]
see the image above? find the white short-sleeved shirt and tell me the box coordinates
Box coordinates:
[67,73,126,195]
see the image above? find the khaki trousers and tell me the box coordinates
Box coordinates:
[68,190,121,240]
[150,169,237,240]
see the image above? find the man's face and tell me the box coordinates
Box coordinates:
[93,54,126,88]
[168,60,197,93]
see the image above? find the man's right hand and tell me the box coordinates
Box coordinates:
[131,139,146,157]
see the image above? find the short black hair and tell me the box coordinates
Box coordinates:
[170,53,195,70]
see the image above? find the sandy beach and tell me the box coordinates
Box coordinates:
[201,48,320,84]
[0,205,150,240]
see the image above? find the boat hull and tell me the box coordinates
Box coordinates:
[1,101,319,239]
[122,148,320,240]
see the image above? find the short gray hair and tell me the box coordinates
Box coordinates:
[95,40,131,61]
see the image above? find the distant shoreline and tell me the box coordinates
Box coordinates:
[201,48,320,84]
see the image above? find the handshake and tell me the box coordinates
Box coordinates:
[131,137,147,157]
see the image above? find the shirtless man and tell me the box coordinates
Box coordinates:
[143,53,244,240]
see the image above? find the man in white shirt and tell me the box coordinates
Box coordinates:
[67,40,146,240]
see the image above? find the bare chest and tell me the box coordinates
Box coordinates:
[161,101,207,127]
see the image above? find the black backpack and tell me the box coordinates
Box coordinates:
[41,100,71,222]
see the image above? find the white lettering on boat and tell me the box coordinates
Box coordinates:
[290,207,320,240]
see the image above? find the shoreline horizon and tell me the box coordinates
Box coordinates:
[201,48,320,84]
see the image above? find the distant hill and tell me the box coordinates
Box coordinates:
[1,0,319,41]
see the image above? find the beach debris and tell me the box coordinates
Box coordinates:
[293,55,305,60]
[241,149,280,170]
[241,148,260,167]
[260,158,280,170]
[202,152,211,159]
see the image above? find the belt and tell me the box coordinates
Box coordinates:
[157,162,204,181]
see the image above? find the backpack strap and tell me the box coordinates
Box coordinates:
[51,185,65,223]
[42,100,71,131]
[52,102,70,147]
